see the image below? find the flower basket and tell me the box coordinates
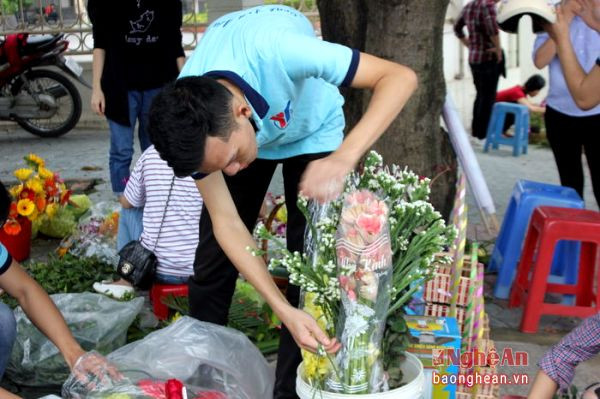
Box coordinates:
[0,216,31,261]
[295,352,425,399]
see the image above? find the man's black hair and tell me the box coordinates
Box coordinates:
[523,74,546,94]
[148,76,236,178]
[0,181,10,227]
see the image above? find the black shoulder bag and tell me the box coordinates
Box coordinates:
[117,177,175,290]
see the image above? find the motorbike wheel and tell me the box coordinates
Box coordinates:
[11,69,82,138]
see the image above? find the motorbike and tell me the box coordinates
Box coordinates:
[0,32,89,137]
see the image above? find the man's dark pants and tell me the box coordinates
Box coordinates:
[470,60,501,140]
[188,152,330,399]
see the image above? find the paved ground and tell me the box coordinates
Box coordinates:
[1,124,599,397]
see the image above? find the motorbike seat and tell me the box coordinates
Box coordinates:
[21,34,64,54]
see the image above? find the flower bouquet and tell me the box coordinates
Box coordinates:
[3,154,72,237]
[253,151,456,395]
[328,190,393,394]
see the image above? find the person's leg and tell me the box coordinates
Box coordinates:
[155,273,189,285]
[470,63,485,139]
[545,106,585,198]
[108,91,141,194]
[581,113,600,208]
[138,87,162,152]
[116,206,144,251]
[503,112,515,135]
[0,302,16,379]
[188,159,278,325]
[274,152,331,399]
[477,61,501,140]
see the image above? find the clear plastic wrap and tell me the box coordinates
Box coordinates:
[6,293,143,386]
[60,201,121,266]
[62,316,275,399]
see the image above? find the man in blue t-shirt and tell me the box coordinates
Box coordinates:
[0,181,117,396]
[149,5,417,397]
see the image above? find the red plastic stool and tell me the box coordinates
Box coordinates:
[509,206,600,333]
[150,283,188,320]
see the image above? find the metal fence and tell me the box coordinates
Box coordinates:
[0,0,319,55]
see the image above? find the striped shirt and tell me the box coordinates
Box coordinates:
[0,242,12,276]
[124,146,203,277]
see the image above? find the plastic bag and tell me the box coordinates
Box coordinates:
[62,316,275,399]
[60,201,121,266]
[6,293,143,386]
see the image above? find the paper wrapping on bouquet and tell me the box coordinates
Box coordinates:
[328,190,393,394]
[62,316,274,399]
[7,293,143,386]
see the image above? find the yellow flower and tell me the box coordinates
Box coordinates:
[45,202,59,217]
[17,198,35,216]
[26,178,44,195]
[38,167,53,180]
[9,184,23,199]
[27,208,39,221]
[25,153,45,168]
[14,168,33,181]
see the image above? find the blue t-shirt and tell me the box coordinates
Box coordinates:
[180,5,359,160]
[0,242,12,276]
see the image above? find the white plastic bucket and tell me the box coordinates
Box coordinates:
[296,351,425,399]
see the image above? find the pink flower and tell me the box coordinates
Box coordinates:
[339,275,357,301]
[357,214,383,235]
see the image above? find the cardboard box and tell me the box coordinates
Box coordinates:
[406,315,461,399]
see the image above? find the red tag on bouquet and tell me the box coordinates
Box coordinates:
[165,379,185,399]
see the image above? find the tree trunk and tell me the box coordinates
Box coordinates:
[318,0,457,218]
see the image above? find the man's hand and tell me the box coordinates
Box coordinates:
[575,0,600,31]
[91,87,105,116]
[279,306,341,354]
[485,47,503,63]
[299,153,355,203]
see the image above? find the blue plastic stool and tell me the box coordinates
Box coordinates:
[484,102,530,156]
[489,180,584,299]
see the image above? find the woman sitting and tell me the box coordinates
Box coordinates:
[94,145,203,298]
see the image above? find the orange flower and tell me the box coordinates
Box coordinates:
[35,196,47,212]
[17,198,35,216]
[3,219,21,235]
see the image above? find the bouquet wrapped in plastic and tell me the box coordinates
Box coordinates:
[62,317,274,399]
[327,190,393,394]
[59,201,120,266]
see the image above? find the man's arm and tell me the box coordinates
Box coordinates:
[0,262,84,368]
[534,37,557,69]
[529,370,559,399]
[195,172,340,353]
[299,53,417,201]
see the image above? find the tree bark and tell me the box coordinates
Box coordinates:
[318,0,457,219]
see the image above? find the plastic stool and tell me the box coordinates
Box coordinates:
[484,102,530,156]
[150,283,188,320]
[509,206,600,333]
[489,180,584,299]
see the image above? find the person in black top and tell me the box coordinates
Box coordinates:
[88,0,186,195]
